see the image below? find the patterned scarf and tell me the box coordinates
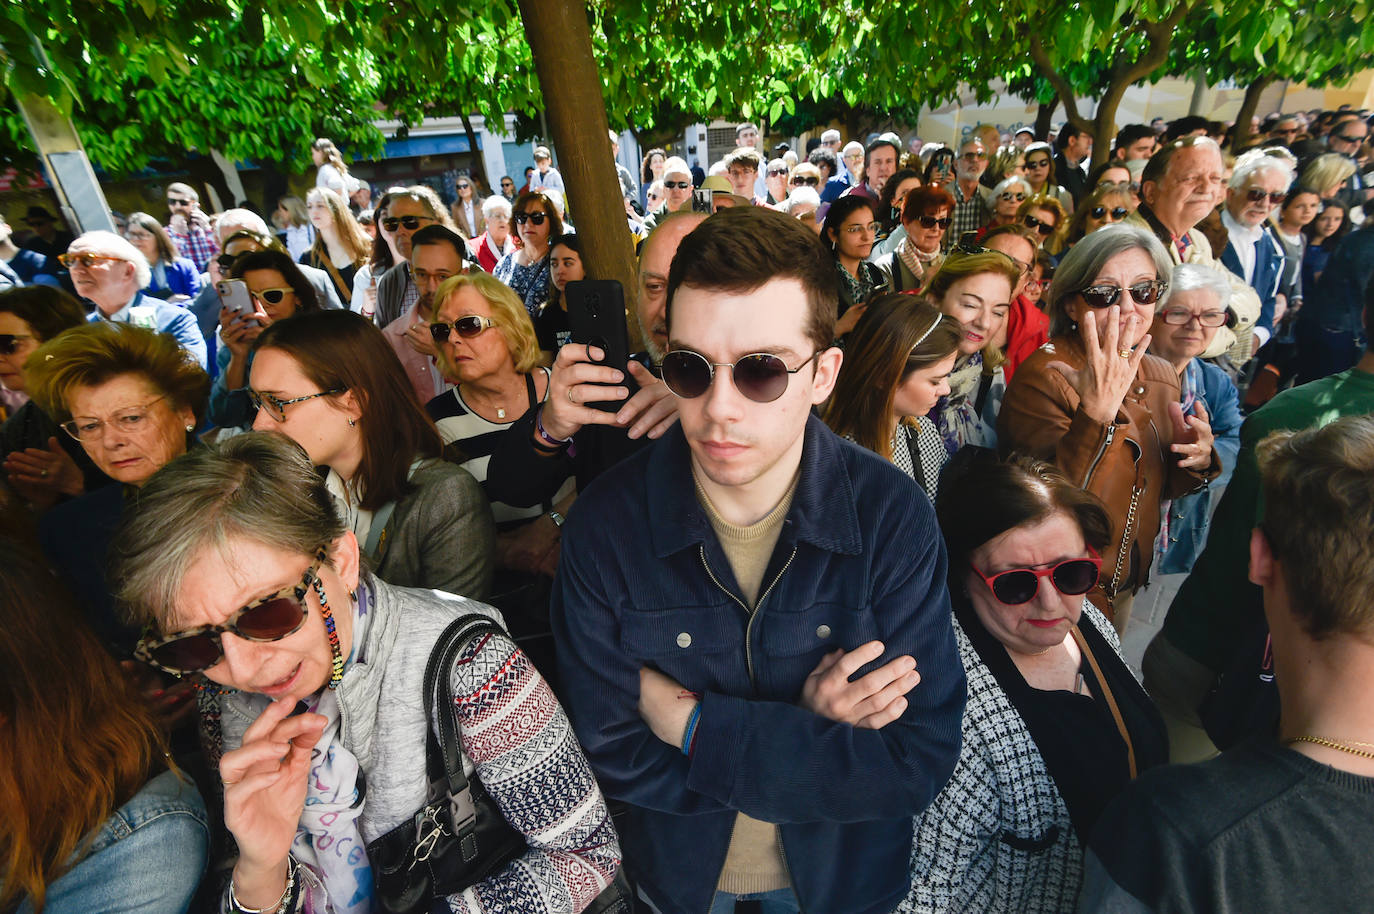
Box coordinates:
[931,352,986,456]
[835,258,879,306]
[895,238,942,293]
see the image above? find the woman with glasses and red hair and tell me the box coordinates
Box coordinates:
[893,452,1166,914]
[999,225,1220,633]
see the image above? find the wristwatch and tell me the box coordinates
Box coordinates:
[547,510,565,528]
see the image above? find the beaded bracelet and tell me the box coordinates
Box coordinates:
[228,857,296,914]
[681,702,702,757]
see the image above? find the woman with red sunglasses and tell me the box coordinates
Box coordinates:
[894,453,1166,913]
[1000,225,1220,633]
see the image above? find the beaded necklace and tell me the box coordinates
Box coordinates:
[312,577,345,689]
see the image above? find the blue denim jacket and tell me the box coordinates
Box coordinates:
[553,415,966,914]
[1157,358,1243,575]
[16,769,208,914]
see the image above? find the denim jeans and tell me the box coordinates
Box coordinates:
[707,888,801,914]
[18,768,209,914]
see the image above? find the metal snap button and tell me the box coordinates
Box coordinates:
[816,624,832,639]
[1134,386,1145,395]
[676,632,692,648]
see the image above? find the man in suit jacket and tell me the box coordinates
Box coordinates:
[1213,151,1293,349]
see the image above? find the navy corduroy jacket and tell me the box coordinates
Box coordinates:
[553,415,966,914]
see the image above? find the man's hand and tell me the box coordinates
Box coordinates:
[799,641,920,730]
[404,318,440,358]
[638,666,698,748]
[617,360,679,440]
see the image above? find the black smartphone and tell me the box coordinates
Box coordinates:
[565,279,637,411]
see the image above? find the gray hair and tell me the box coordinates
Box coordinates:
[821,129,842,144]
[1229,148,1295,191]
[784,187,822,212]
[110,431,345,632]
[216,208,271,242]
[72,230,151,289]
[1166,262,1233,313]
[1046,223,1173,336]
[991,175,1033,199]
[481,195,512,220]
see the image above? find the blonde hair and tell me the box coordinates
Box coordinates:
[1300,153,1357,198]
[305,188,371,266]
[924,250,1021,372]
[1016,194,1069,254]
[430,273,542,374]
[26,322,211,426]
[276,195,309,228]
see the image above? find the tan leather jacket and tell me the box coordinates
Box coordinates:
[998,335,1220,617]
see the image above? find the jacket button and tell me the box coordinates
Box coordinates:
[816,624,832,639]
[676,632,692,648]
[1134,386,1145,395]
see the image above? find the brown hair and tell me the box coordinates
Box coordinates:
[0,539,170,912]
[125,212,180,265]
[252,310,441,511]
[0,286,85,343]
[821,294,960,460]
[1016,194,1070,254]
[25,322,211,426]
[666,206,839,352]
[512,190,565,240]
[305,187,371,267]
[935,451,1112,584]
[1257,414,1374,639]
[229,249,321,314]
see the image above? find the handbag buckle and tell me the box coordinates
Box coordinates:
[413,806,449,863]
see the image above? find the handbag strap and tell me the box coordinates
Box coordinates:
[1070,624,1138,779]
[422,613,509,798]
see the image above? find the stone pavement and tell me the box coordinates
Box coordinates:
[1120,571,1188,673]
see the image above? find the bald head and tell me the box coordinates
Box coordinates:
[638,212,709,359]
[216,208,270,243]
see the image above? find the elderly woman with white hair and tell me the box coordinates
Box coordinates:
[999,225,1221,632]
[470,194,517,273]
[642,156,694,230]
[60,231,208,368]
[784,187,823,234]
[982,175,1036,237]
[1144,263,1244,574]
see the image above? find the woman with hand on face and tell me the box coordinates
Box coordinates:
[110,432,621,914]
[823,196,891,335]
[300,188,371,305]
[1,287,108,512]
[26,322,210,657]
[924,250,1021,456]
[494,191,561,318]
[124,212,201,302]
[210,250,321,431]
[250,309,496,598]
[1146,264,1243,574]
[999,225,1220,632]
[896,454,1166,914]
[535,233,585,360]
[822,294,962,497]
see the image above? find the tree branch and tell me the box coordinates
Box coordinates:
[1026,31,1094,136]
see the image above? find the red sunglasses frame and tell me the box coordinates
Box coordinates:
[970,547,1103,605]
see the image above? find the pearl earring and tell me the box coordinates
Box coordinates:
[185,424,194,432]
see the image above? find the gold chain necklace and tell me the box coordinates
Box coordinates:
[1288,736,1374,760]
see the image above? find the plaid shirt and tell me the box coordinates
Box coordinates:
[167,220,219,273]
[947,182,992,249]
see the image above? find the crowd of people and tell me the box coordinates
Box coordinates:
[3,104,1374,914]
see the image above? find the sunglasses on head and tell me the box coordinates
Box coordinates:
[1079,279,1169,309]
[380,214,433,232]
[429,315,497,342]
[216,253,242,271]
[134,550,327,675]
[916,215,952,229]
[514,211,548,225]
[1245,189,1286,205]
[972,549,1102,606]
[790,176,819,187]
[1023,214,1056,236]
[1090,205,1129,221]
[664,180,692,189]
[0,333,33,355]
[660,350,820,403]
[951,238,1023,273]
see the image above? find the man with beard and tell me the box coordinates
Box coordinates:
[484,211,705,507]
[949,137,993,243]
[380,224,473,405]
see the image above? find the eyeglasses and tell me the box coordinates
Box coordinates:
[664,180,692,189]
[1023,214,1056,236]
[1089,206,1129,221]
[125,229,155,241]
[790,176,820,187]
[768,169,788,177]
[961,151,988,161]
[971,549,1102,606]
[916,215,952,229]
[250,287,294,305]
[0,333,34,355]
[380,214,434,232]
[1160,308,1228,327]
[1025,158,1051,169]
[429,315,497,342]
[57,252,126,270]
[1079,279,1169,309]
[514,212,548,225]
[166,198,191,207]
[60,395,168,440]
[248,387,346,422]
[999,192,1026,202]
[1334,133,1367,144]
[1245,189,1287,205]
[660,350,820,403]
[134,551,327,675]
[843,221,881,235]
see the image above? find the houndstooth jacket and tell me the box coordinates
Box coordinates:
[898,600,1122,914]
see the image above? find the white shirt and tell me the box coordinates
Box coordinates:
[1221,209,1263,285]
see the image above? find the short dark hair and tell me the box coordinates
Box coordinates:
[229,249,320,313]
[410,224,470,264]
[0,286,85,343]
[935,451,1112,588]
[808,147,838,174]
[725,147,762,172]
[1164,115,1212,143]
[666,207,838,352]
[864,137,901,171]
[1113,124,1156,156]
[1056,122,1086,150]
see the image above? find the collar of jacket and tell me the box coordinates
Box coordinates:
[645,413,864,559]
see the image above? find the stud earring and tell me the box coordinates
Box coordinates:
[347,417,356,427]
[185,424,194,432]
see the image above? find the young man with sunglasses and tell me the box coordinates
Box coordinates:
[552,206,965,914]
[1126,136,1261,363]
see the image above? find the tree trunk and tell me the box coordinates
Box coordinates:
[1089,77,1135,170]
[1230,77,1274,152]
[516,0,641,348]
[460,112,489,190]
[1034,100,1055,142]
